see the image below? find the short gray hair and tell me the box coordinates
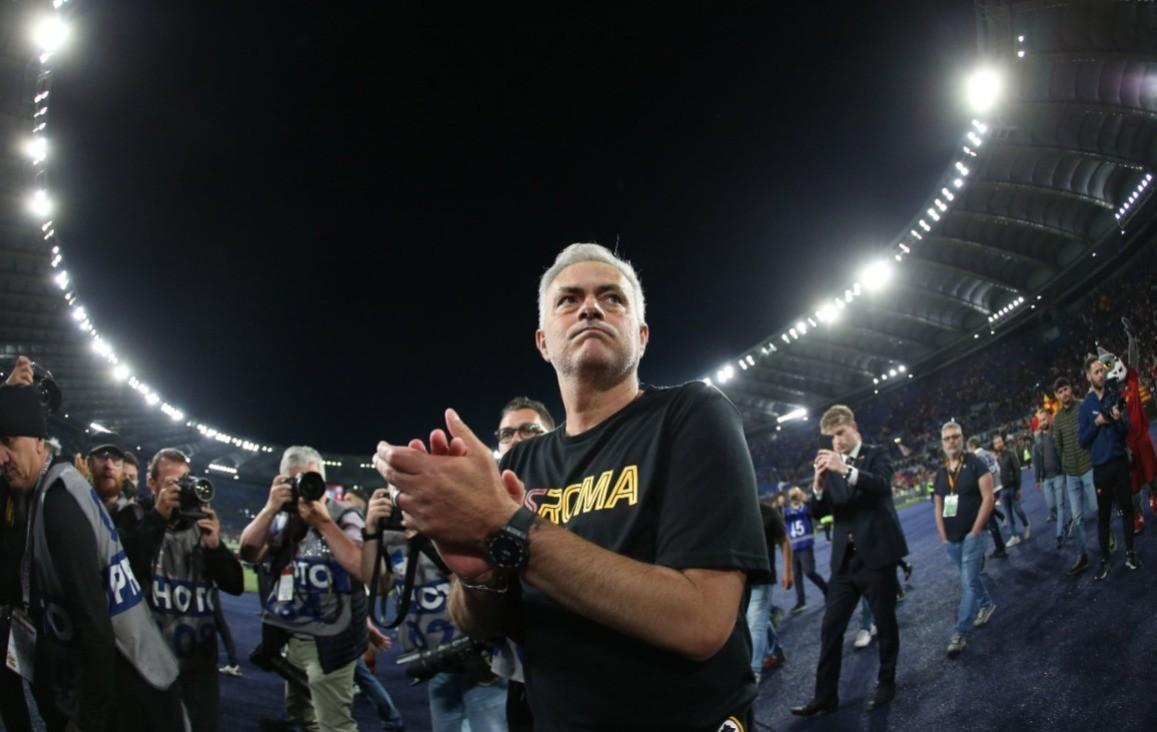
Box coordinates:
[537,243,646,328]
[941,420,963,436]
[280,445,326,480]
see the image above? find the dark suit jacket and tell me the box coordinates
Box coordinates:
[812,443,909,573]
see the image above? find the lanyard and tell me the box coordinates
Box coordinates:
[945,460,963,494]
[19,459,55,609]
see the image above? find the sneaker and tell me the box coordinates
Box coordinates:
[770,607,785,629]
[1094,560,1110,580]
[854,628,874,649]
[1022,524,1031,540]
[1126,551,1143,570]
[901,561,914,582]
[896,588,906,602]
[1067,553,1088,576]
[219,664,243,677]
[1007,536,1021,547]
[790,602,807,615]
[762,649,786,672]
[946,633,967,658]
[973,603,997,627]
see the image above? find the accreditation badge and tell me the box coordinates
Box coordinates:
[277,564,295,602]
[942,494,959,518]
[5,608,37,682]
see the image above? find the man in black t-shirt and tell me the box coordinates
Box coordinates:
[375,243,770,731]
[933,421,996,659]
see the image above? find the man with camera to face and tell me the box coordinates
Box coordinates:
[792,405,908,717]
[1,383,185,731]
[115,448,244,731]
[1079,355,1141,578]
[238,446,367,732]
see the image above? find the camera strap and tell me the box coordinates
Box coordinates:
[369,532,449,630]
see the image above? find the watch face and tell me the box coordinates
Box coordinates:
[488,533,528,569]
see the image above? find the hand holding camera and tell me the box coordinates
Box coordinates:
[196,507,221,549]
[366,488,405,533]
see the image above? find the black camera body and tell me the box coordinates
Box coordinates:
[175,475,214,520]
[282,471,327,511]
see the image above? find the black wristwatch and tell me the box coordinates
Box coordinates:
[485,506,536,570]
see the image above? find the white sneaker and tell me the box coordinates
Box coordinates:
[218,664,243,677]
[854,628,873,649]
[1007,536,1021,547]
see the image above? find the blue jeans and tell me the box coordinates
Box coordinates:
[1001,490,1029,534]
[1043,476,1065,538]
[859,596,874,631]
[354,658,404,731]
[1066,470,1097,556]
[428,670,508,732]
[744,583,780,675]
[946,534,992,636]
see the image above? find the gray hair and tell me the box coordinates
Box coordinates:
[941,420,963,436]
[537,243,646,328]
[280,445,326,480]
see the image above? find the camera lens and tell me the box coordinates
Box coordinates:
[295,471,326,502]
[193,478,215,503]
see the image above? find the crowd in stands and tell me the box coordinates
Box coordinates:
[751,253,1157,500]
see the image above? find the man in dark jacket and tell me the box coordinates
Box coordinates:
[792,405,908,717]
[1033,411,1065,549]
[993,435,1030,544]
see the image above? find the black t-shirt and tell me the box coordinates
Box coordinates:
[933,453,989,543]
[501,382,770,731]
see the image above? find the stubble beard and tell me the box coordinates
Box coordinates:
[557,339,639,391]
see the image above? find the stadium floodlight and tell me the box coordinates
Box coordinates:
[860,260,893,293]
[31,14,70,56]
[898,364,907,373]
[888,368,897,377]
[24,137,48,163]
[964,67,1003,114]
[112,364,131,382]
[816,303,839,323]
[788,327,799,339]
[777,408,807,424]
[795,321,808,336]
[27,190,53,218]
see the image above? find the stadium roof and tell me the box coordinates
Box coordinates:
[712,0,1157,434]
[3,0,1157,483]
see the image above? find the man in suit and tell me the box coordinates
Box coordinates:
[792,404,909,717]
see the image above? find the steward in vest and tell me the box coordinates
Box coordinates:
[238,446,367,732]
[0,384,184,731]
[115,448,244,732]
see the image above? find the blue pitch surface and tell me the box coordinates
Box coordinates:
[754,467,1157,732]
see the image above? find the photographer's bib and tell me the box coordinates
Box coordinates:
[261,512,356,637]
[149,525,219,670]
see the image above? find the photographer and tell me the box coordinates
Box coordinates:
[87,439,129,511]
[1,384,184,731]
[363,488,508,731]
[1078,355,1140,578]
[115,448,244,731]
[238,446,366,732]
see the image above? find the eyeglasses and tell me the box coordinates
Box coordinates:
[495,423,546,444]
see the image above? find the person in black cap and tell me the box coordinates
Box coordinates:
[88,437,129,511]
[0,384,185,731]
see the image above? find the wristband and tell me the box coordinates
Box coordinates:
[458,571,509,594]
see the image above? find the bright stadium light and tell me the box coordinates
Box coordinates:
[31,14,70,56]
[778,408,807,424]
[795,321,808,336]
[860,260,893,293]
[24,137,48,163]
[27,189,53,218]
[112,364,131,382]
[964,67,1004,114]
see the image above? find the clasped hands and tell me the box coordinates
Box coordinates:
[812,449,848,486]
[372,409,524,580]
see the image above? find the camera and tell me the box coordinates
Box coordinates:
[0,361,62,414]
[396,636,490,683]
[281,471,327,511]
[175,474,214,520]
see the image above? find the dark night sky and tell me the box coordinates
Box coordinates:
[48,2,978,454]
